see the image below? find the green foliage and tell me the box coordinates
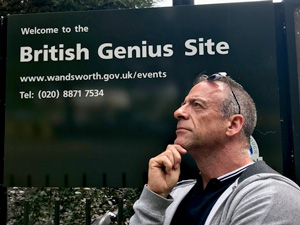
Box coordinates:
[7,187,142,224]
[0,0,159,16]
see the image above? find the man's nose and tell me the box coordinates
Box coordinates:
[174,105,189,120]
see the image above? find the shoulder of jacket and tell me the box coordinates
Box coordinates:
[237,172,300,194]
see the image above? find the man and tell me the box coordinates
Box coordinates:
[130,72,300,225]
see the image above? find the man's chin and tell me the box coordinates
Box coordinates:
[174,138,186,148]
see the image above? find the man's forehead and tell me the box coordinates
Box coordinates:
[187,81,225,98]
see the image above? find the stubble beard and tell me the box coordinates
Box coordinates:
[175,133,203,153]
[175,133,220,159]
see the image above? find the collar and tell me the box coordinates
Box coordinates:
[196,163,254,187]
[217,162,254,182]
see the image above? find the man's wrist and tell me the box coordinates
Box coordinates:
[147,184,171,199]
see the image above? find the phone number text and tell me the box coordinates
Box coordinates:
[19,89,104,99]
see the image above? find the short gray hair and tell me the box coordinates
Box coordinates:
[194,74,257,140]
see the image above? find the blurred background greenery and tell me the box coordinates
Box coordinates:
[7,187,142,224]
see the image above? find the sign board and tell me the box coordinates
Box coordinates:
[4,1,281,187]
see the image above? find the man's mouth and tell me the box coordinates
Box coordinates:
[176,127,190,132]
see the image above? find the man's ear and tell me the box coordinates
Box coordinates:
[226,115,244,137]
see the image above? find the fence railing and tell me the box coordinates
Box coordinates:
[20,198,124,225]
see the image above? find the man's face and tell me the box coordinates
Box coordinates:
[174,81,229,152]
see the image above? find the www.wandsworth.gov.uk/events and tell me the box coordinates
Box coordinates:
[19,71,167,83]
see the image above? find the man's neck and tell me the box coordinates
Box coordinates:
[190,146,253,189]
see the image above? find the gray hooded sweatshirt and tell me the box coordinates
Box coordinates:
[130,161,300,225]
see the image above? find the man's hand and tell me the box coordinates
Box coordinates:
[147,144,187,198]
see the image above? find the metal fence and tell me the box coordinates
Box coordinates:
[20,198,124,225]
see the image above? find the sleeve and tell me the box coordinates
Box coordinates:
[227,178,300,225]
[129,185,174,225]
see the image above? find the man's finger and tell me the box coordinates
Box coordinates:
[165,145,187,168]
